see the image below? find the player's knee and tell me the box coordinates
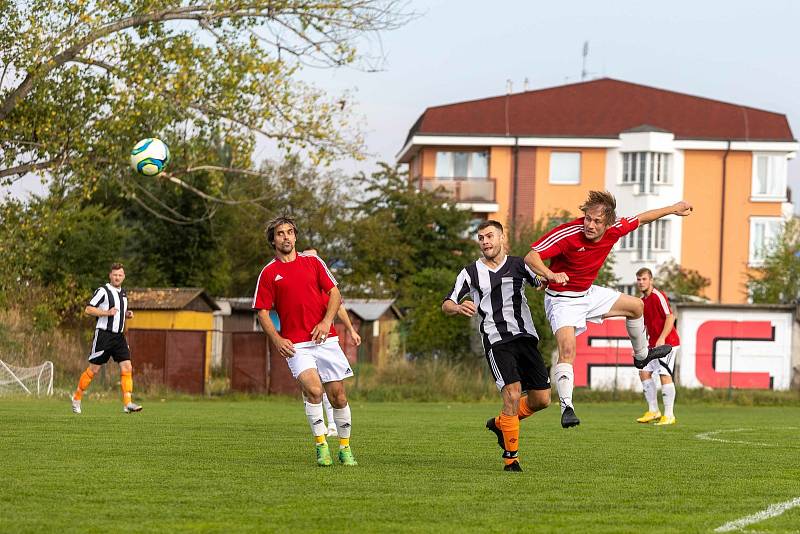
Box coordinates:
[632,299,644,317]
[305,388,324,404]
[329,389,347,408]
[537,395,551,410]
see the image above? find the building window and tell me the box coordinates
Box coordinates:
[618,220,669,260]
[749,217,782,266]
[617,284,638,296]
[549,152,581,184]
[751,153,787,200]
[435,151,488,179]
[621,152,670,193]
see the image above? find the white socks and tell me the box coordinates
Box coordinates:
[553,362,574,413]
[323,394,335,429]
[662,383,676,418]
[304,401,327,437]
[642,378,659,412]
[332,404,352,442]
[626,315,648,360]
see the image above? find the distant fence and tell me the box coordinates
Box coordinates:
[572,303,798,391]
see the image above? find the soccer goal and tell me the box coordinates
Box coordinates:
[0,359,54,396]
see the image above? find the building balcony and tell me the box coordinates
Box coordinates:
[419,177,498,213]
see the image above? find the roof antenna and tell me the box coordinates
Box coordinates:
[523,77,529,91]
[581,41,589,80]
[506,79,513,94]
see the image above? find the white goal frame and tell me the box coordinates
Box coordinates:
[0,359,54,396]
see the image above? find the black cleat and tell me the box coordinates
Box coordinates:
[503,460,523,472]
[486,417,504,450]
[561,406,580,428]
[633,344,673,369]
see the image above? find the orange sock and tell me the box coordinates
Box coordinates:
[121,370,133,405]
[74,368,95,400]
[497,413,519,465]
[518,395,533,420]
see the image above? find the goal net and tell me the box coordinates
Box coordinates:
[0,359,54,396]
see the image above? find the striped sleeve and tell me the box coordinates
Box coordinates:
[653,289,672,316]
[610,216,640,239]
[252,265,274,310]
[444,268,471,303]
[531,221,583,260]
[88,288,105,306]
[523,264,543,288]
[311,255,338,292]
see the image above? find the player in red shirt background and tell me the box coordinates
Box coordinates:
[525,191,692,428]
[252,216,357,467]
[635,267,680,426]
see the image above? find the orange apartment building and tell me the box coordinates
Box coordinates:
[397,79,797,303]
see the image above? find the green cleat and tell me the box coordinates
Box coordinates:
[316,442,333,467]
[338,446,358,466]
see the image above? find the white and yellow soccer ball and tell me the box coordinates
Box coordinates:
[130,138,170,176]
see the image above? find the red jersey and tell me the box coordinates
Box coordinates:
[531,217,639,293]
[641,287,680,348]
[252,253,338,344]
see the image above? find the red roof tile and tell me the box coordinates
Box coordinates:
[409,78,794,142]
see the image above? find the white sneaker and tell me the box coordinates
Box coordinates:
[326,425,338,437]
[71,396,81,414]
[123,402,143,413]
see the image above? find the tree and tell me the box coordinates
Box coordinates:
[0,1,409,209]
[747,217,800,304]
[656,259,711,299]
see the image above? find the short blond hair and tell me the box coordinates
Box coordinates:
[579,191,617,225]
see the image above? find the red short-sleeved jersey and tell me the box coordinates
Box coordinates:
[252,253,338,344]
[531,217,639,293]
[642,287,680,348]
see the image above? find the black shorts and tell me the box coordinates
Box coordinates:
[88,330,130,364]
[486,336,550,391]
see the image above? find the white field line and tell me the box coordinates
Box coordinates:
[714,497,800,532]
[694,427,798,448]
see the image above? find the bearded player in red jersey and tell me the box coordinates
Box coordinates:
[525,191,692,428]
[252,216,357,467]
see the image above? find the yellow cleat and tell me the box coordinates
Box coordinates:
[636,411,661,423]
[654,415,676,426]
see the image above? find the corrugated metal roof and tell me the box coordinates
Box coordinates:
[345,299,400,321]
[128,288,220,311]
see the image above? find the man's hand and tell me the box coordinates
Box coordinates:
[106,307,118,316]
[125,310,134,319]
[273,336,296,358]
[547,272,569,285]
[456,300,477,317]
[349,328,362,346]
[673,201,693,216]
[656,337,666,347]
[311,320,332,344]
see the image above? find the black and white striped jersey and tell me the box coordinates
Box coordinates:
[88,284,128,333]
[445,255,541,352]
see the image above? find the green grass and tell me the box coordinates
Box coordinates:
[2,398,799,533]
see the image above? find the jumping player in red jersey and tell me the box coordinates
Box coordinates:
[252,216,357,467]
[525,191,693,428]
[635,267,680,426]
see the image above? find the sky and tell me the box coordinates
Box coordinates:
[8,0,800,209]
[276,0,800,211]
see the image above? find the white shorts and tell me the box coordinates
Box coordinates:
[285,337,354,383]
[641,346,678,377]
[544,285,621,337]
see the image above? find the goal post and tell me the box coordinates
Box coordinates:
[0,359,54,396]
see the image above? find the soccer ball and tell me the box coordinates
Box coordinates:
[130,138,170,176]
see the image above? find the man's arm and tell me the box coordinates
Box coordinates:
[524,250,569,286]
[85,305,115,317]
[637,201,693,225]
[442,298,476,317]
[256,309,295,357]
[655,313,676,347]
[310,286,342,343]
[336,305,361,346]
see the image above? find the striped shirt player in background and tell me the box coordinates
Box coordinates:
[635,267,680,426]
[70,262,142,414]
[525,191,692,428]
[252,217,357,467]
[442,220,550,472]
[301,247,362,437]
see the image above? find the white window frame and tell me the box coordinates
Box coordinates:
[750,153,788,201]
[748,217,783,266]
[435,151,489,179]
[620,152,671,193]
[617,221,669,260]
[549,152,581,185]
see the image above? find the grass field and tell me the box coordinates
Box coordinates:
[2,398,799,533]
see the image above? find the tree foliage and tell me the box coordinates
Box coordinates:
[747,217,800,304]
[655,259,711,299]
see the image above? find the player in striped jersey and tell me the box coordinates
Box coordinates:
[635,268,680,425]
[71,263,142,414]
[525,191,692,428]
[443,220,550,472]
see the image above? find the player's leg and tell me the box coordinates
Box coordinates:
[72,330,107,413]
[655,348,678,425]
[636,367,661,423]
[553,326,580,428]
[115,337,141,413]
[296,367,334,466]
[316,339,357,465]
[602,293,672,368]
[517,338,551,421]
[483,344,523,471]
[322,393,337,436]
